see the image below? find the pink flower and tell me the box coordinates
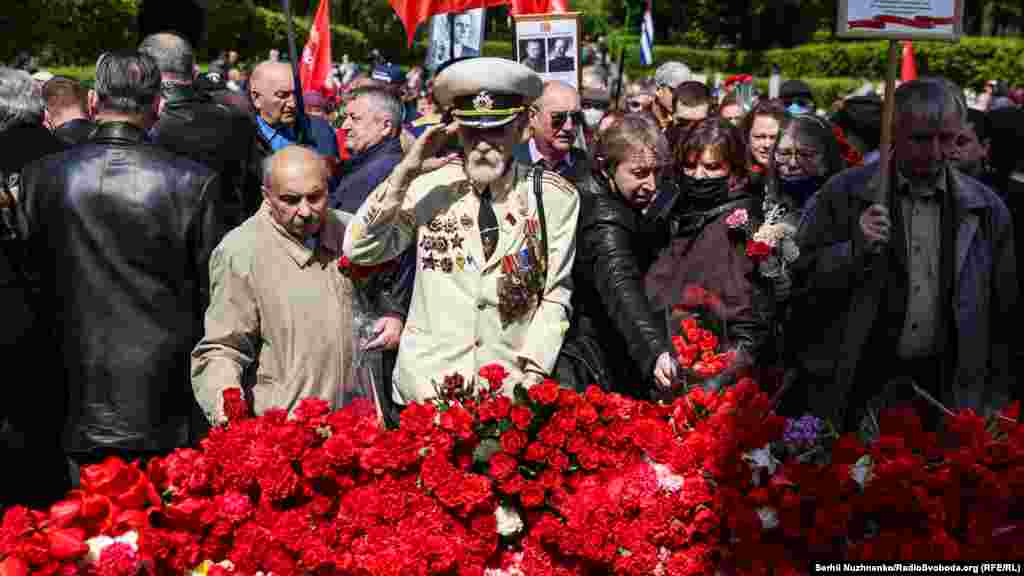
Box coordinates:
[726,208,749,229]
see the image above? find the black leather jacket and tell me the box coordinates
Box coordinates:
[20,122,225,453]
[150,84,256,230]
[559,174,672,396]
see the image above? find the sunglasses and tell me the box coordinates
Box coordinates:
[550,110,584,130]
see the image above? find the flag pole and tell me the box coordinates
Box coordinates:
[281,0,309,145]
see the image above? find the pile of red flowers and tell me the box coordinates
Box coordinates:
[2,371,1023,575]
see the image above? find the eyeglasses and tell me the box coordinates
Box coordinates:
[550,110,584,130]
[774,148,820,163]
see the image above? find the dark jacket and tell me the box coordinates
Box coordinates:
[0,122,68,507]
[52,118,96,147]
[331,136,403,214]
[20,122,225,454]
[558,173,671,396]
[243,115,340,217]
[793,164,1017,426]
[644,182,775,386]
[150,84,256,230]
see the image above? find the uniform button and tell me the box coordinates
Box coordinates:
[911,322,919,331]
[475,339,482,347]
[914,285,921,294]
[477,301,486,310]
[914,245,922,254]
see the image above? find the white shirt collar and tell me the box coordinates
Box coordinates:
[528,138,575,168]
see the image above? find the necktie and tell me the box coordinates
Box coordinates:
[478,187,499,261]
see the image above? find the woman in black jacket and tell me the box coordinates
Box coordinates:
[645,118,774,392]
[556,114,679,397]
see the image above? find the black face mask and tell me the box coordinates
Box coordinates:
[682,174,730,208]
[778,174,825,207]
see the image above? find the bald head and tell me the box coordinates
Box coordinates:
[250,61,297,126]
[263,146,330,239]
[139,32,194,81]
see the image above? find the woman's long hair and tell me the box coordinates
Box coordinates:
[739,98,787,171]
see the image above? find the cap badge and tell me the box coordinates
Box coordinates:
[473,91,495,112]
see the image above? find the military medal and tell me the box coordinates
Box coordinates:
[456,255,465,271]
[525,218,539,238]
[460,215,474,230]
[466,255,478,271]
[422,253,436,271]
[419,236,434,251]
[441,257,454,273]
[428,217,443,233]
[434,237,449,254]
[505,213,517,226]
[444,218,458,234]
[451,233,464,250]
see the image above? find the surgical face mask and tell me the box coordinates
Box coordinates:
[582,108,605,129]
[786,102,811,116]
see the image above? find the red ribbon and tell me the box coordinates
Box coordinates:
[848,15,956,30]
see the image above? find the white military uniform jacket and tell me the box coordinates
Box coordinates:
[343,160,579,403]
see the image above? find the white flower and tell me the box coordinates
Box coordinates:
[484,552,526,576]
[779,237,800,264]
[85,530,138,563]
[757,506,779,530]
[495,504,524,537]
[745,445,779,476]
[644,455,685,492]
[851,454,874,488]
[752,222,797,249]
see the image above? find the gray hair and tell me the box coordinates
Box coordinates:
[0,66,44,131]
[94,51,161,116]
[349,86,402,136]
[894,77,967,127]
[139,32,195,80]
[654,61,691,90]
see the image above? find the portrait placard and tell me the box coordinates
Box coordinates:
[513,12,582,90]
[837,0,963,40]
[425,8,486,72]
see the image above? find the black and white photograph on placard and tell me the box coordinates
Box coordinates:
[546,36,575,73]
[425,8,486,72]
[513,12,582,90]
[518,39,546,73]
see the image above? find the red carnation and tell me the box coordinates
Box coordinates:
[520,483,547,508]
[527,379,560,405]
[510,406,533,430]
[478,364,510,391]
[439,405,475,440]
[746,240,771,261]
[94,542,140,576]
[500,430,528,455]
[222,388,250,423]
[46,528,87,560]
[488,453,518,481]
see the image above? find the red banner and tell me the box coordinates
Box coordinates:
[389,0,511,47]
[511,0,566,13]
[300,0,332,93]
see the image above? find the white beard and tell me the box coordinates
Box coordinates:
[464,149,509,187]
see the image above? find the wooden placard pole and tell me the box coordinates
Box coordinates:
[875,39,900,207]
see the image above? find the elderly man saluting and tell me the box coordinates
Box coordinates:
[192,146,404,424]
[344,58,579,414]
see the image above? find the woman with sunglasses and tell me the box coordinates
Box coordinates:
[645,118,774,392]
[556,114,678,397]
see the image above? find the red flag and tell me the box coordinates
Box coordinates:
[510,0,565,14]
[901,41,918,82]
[300,0,332,93]
[389,0,510,47]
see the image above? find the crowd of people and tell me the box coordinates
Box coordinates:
[1,32,1021,510]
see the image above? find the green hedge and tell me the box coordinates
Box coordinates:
[595,36,1024,92]
[4,0,367,68]
[205,5,367,64]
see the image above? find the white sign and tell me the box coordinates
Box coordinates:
[513,13,582,90]
[837,0,963,40]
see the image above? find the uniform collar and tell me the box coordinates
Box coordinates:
[528,138,575,169]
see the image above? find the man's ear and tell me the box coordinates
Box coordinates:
[87,90,98,117]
